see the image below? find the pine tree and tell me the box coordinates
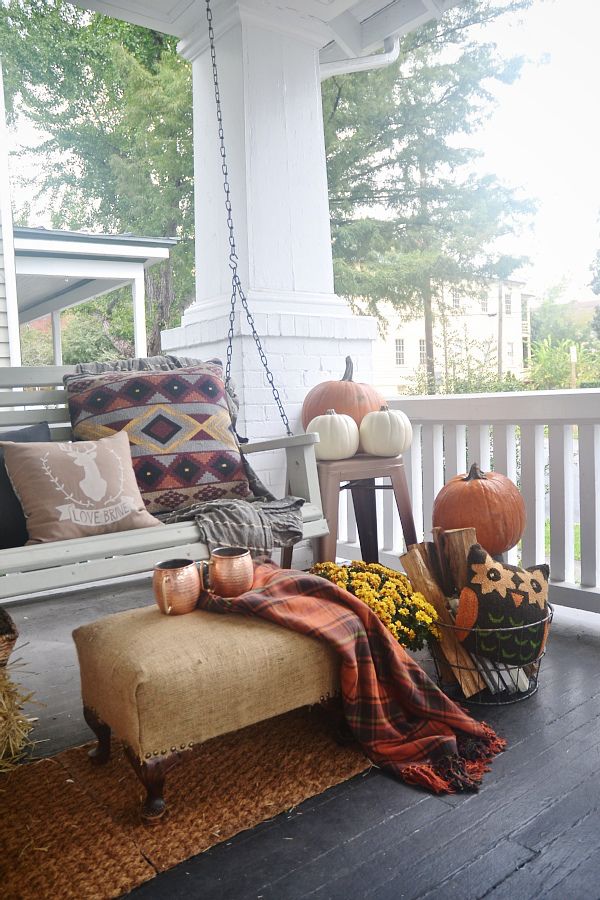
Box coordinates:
[322,0,534,392]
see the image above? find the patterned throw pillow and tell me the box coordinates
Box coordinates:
[65,363,251,515]
[454,543,550,665]
[0,432,159,543]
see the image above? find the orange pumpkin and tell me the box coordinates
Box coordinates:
[432,462,526,557]
[301,357,384,429]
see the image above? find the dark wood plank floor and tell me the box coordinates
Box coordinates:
[6,582,600,900]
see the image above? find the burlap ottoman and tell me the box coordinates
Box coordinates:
[73,605,340,821]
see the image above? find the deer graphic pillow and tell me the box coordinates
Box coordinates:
[0,431,159,543]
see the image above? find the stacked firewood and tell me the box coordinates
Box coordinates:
[400,526,486,698]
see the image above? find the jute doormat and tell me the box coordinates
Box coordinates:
[0,707,369,900]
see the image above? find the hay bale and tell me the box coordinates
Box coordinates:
[0,663,36,772]
[0,605,18,667]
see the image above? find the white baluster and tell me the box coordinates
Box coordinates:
[444,424,467,480]
[520,423,546,568]
[403,424,423,542]
[337,489,347,546]
[346,486,357,546]
[493,424,519,564]
[578,423,600,588]
[381,482,398,553]
[492,424,517,481]
[549,423,575,583]
[467,424,491,471]
[421,423,444,541]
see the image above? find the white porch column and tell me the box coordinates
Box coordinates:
[51,310,63,365]
[132,271,148,358]
[163,0,377,502]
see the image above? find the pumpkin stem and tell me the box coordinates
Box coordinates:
[379,405,388,411]
[325,409,336,415]
[464,462,487,481]
[341,357,354,382]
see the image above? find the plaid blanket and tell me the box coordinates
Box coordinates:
[197,562,505,794]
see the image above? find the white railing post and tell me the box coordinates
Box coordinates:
[519,423,546,569]
[381,482,399,553]
[578,423,600,588]
[421,423,444,542]
[467,424,491,471]
[493,423,518,563]
[548,424,575,584]
[403,424,423,542]
[444,423,467,479]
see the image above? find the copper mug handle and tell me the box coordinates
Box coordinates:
[198,560,211,594]
[156,575,173,615]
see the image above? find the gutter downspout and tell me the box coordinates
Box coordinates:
[320,36,400,81]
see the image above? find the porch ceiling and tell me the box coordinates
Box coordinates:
[13,227,177,324]
[73,0,464,62]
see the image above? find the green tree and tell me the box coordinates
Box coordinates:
[322,0,534,392]
[0,0,194,357]
[590,249,600,295]
[530,289,588,345]
[591,305,600,340]
[527,337,600,390]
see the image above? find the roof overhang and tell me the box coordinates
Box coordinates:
[14,227,177,323]
[72,0,464,66]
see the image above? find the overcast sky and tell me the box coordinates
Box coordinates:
[471,0,600,302]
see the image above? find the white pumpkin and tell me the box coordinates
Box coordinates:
[306,409,360,461]
[359,406,413,457]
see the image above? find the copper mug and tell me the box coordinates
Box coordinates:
[199,546,254,597]
[153,558,200,616]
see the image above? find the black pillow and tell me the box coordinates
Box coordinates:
[0,422,52,549]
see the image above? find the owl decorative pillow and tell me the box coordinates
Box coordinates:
[454,543,550,665]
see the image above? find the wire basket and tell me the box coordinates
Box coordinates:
[430,604,553,705]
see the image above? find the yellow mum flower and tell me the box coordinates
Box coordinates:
[309,561,438,652]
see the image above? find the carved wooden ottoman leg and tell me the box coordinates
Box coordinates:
[83,706,111,765]
[124,747,182,824]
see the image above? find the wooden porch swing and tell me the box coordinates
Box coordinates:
[0,0,328,602]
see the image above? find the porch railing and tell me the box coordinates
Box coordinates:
[334,388,600,614]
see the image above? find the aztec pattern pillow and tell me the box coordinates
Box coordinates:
[0,431,159,543]
[65,363,251,515]
[454,543,549,665]
[0,422,51,549]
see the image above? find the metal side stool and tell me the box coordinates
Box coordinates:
[314,455,417,564]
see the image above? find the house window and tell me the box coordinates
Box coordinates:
[419,339,426,366]
[507,342,514,361]
[395,338,405,366]
[505,291,512,315]
[481,295,488,313]
[451,288,460,309]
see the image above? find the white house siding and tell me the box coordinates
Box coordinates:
[372,281,528,395]
[0,61,19,365]
[0,219,11,365]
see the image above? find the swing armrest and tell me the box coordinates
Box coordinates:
[240,433,322,511]
[240,433,319,455]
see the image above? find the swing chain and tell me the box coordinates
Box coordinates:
[205,0,292,436]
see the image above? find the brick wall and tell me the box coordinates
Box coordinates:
[162,307,377,499]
